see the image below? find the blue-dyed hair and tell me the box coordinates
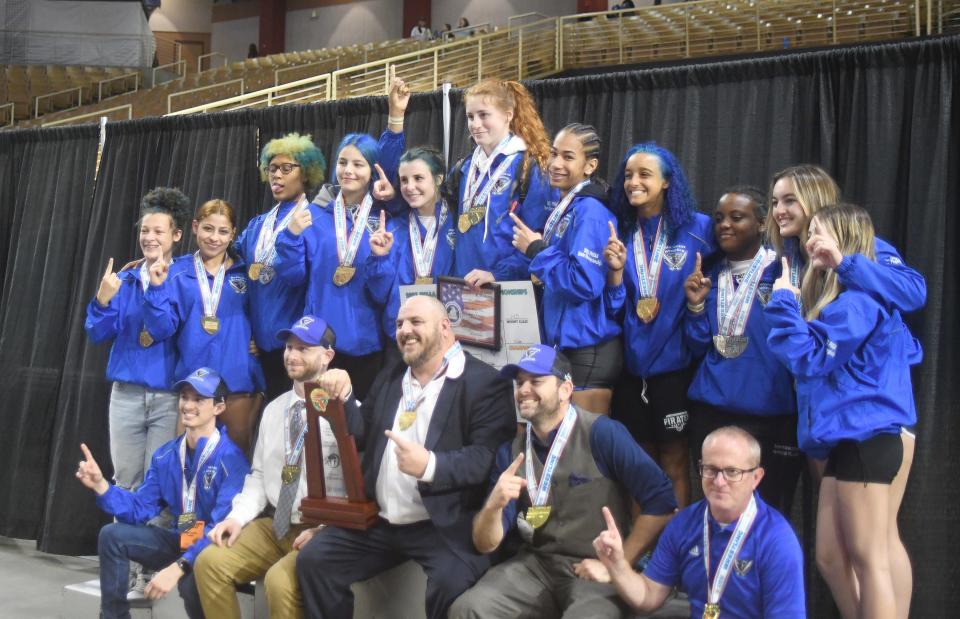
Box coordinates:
[611,142,696,234]
[335,133,381,190]
[259,133,326,191]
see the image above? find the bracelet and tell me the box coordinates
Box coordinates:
[387,116,404,124]
[686,301,705,314]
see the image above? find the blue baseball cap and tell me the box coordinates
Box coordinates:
[173,367,225,398]
[276,314,336,348]
[499,345,573,382]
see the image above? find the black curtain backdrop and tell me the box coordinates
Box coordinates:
[0,34,955,615]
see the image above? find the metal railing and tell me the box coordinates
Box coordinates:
[508,12,549,28]
[275,58,340,86]
[933,0,960,31]
[1,103,14,129]
[35,86,83,118]
[441,22,492,41]
[42,103,133,127]
[152,59,187,87]
[198,52,227,74]
[166,74,331,115]
[98,72,140,101]
[167,78,245,114]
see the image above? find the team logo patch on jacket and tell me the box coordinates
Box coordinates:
[447,228,457,249]
[493,175,513,195]
[663,245,688,270]
[734,559,754,576]
[757,282,773,306]
[555,214,573,239]
[203,466,217,490]
[229,275,247,294]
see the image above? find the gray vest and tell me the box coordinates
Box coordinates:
[511,408,631,558]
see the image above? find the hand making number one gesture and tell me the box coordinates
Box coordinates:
[684,252,711,306]
[773,256,800,296]
[603,221,627,271]
[510,213,541,254]
[371,163,396,202]
[96,258,122,307]
[369,209,394,256]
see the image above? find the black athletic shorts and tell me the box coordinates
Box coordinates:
[562,337,623,390]
[824,432,903,484]
[612,367,693,444]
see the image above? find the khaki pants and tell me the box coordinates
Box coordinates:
[194,517,309,619]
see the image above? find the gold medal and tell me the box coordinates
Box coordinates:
[310,388,329,412]
[414,276,433,285]
[702,603,720,619]
[458,213,471,233]
[333,265,356,286]
[281,464,301,485]
[248,262,263,280]
[636,297,660,323]
[713,335,748,359]
[468,207,485,226]
[177,512,197,532]
[139,328,153,348]
[524,505,552,529]
[201,315,220,335]
[398,410,417,431]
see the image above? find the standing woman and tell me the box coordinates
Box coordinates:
[86,187,191,490]
[511,123,621,414]
[765,204,921,619]
[142,199,265,454]
[367,146,455,366]
[602,142,713,507]
[454,78,554,287]
[234,132,325,401]
[683,186,802,516]
[768,164,924,619]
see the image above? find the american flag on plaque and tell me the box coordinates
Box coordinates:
[438,277,501,349]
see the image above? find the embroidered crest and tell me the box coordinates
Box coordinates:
[664,411,689,432]
[519,347,539,363]
[229,275,247,294]
[296,316,315,328]
[446,228,457,249]
[192,368,209,378]
[689,545,701,557]
[492,175,512,195]
[366,215,380,234]
[555,214,573,239]
[734,559,754,576]
[757,282,773,306]
[202,466,217,490]
[663,245,688,271]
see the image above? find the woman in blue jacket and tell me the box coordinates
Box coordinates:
[765,203,921,619]
[511,123,621,415]
[454,78,555,287]
[85,187,190,490]
[683,186,801,516]
[143,199,265,454]
[603,142,714,507]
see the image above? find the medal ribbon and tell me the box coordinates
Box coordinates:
[717,248,774,337]
[193,252,226,320]
[632,217,668,299]
[179,427,222,516]
[284,394,309,467]
[462,135,513,211]
[254,195,308,266]
[703,494,758,609]
[400,342,462,415]
[139,261,150,293]
[542,180,589,242]
[524,405,578,507]
[409,201,448,280]
[333,192,373,268]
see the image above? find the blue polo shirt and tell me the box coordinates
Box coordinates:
[644,495,805,619]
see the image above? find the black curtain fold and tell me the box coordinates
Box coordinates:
[0,34,955,615]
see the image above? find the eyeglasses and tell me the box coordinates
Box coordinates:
[698,462,758,482]
[264,163,301,175]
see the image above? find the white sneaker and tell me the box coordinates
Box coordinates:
[127,566,149,599]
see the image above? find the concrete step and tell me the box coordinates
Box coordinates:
[61,578,261,619]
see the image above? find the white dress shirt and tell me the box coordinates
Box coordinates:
[228,389,343,526]
[375,347,466,524]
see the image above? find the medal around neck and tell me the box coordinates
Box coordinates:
[398,410,417,431]
[713,334,748,358]
[139,328,154,348]
[281,464,301,485]
[636,297,660,323]
[201,316,220,335]
[524,505,552,529]
[333,265,356,286]
[248,262,263,281]
[702,603,720,619]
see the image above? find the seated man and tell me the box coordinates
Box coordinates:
[75,367,248,619]
[594,426,806,618]
[450,345,678,619]
[195,315,340,619]
[296,295,517,619]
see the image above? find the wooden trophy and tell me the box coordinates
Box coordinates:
[299,382,379,530]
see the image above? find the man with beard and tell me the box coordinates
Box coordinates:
[192,315,340,619]
[296,295,516,619]
[450,345,676,618]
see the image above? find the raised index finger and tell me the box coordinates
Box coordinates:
[505,452,524,475]
[781,256,790,275]
[103,257,114,277]
[607,221,618,242]
[694,251,702,274]
[509,212,528,229]
[374,162,388,183]
[80,443,95,462]
[379,209,387,232]
[601,506,618,532]
[385,429,408,446]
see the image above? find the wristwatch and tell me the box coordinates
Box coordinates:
[176,558,192,574]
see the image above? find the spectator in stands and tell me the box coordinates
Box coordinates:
[247,43,259,59]
[194,316,340,619]
[411,18,433,41]
[594,426,806,618]
[76,367,249,619]
[438,23,453,39]
[449,345,676,619]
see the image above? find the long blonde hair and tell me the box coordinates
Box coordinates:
[800,203,876,320]
[464,79,550,181]
[767,164,840,256]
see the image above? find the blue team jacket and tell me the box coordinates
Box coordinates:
[452,152,555,280]
[528,186,621,349]
[234,199,308,352]
[606,212,715,378]
[274,200,386,356]
[85,259,190,390]
[142,255,266,393]
[684,259,796,417]
[764,288,922,456]
[367,201,456,340]
[96,430,249,565]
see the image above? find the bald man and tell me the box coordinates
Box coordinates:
[296,296,517,619]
